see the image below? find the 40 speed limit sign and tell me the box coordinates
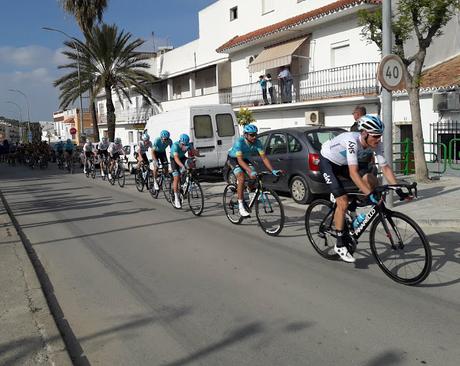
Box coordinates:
[377,54,406,91]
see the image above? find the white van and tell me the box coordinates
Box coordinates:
[145,104,239,174]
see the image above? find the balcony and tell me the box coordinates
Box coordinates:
[98,107,155,126]
[219,62,380,107]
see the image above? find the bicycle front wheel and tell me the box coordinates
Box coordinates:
[255,189,284,236]
[223,184,243,224]
[90,163,96,179]
[187,178,204,216]
[305,199,338,260]
[135,171,144,192]
[117,166,125,187]
[162,174,172,203]
[369,211,432,285]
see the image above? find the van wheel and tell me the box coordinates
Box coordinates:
[290,176,311,204]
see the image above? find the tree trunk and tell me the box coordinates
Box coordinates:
[105,85,116,141]
[90,88,100,142]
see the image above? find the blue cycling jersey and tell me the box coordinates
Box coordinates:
[55,142,64,152]
[228,137,265,159]
[170,141,190,159]
[153,137,172,153]
[64,142,74,151]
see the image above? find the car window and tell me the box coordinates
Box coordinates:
[124,145,131,154]
[216,114,235,137]
[258,134,269,149]
[288,134,302,153]
[306,130,342,151]
[193,115,213,138]
[266,133,287,155]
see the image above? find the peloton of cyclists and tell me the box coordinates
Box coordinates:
[151,130,172,191]
[226,124,281,218]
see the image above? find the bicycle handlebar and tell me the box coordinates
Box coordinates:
[374,182,418,199]
[258,170,286,184]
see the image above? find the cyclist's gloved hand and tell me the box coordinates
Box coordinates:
[367,193,379,205]
[272,169,281,176]
[395,188,411,201]
[180,166,186,174]
[248,170,257,179]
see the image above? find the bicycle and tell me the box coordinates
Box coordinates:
[149,161,172,202]
[304,182,432,285]
[100,155,109,181]
[64,154,74,174]
[108,156,126,187]
[223,171,285,236]
[56,153,64,169]
[134,161,152,192]
[85,155,97,179]
[168,158,204,216]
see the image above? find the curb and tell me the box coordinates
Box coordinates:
[0,190,83,366]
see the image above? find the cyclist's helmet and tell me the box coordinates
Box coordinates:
[179,134,190,145]
[142,133,150,141]
[243,124,258,134]
[358,115,384,135]
[160,130,170,139]
[102,136,108,142]
[66,139,72,143]
[114,137,122,144]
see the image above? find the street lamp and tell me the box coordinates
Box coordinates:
[5,101,23,122]
[8,89,30,135]
[42,26,84,143]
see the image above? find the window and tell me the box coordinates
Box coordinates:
[262,0,274,14]
[230,6,238,21]
[128,131,133,143]
[306,130,342,151]
[266,133,287,155]
[216,114,235,137]
[124,145,131,154]
[288,134,302,153]
[258,134,269,149]
[331,41,350,68]
[193,115,213,138]
[137,131,143,142]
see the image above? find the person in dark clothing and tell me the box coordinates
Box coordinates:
[350,106,367,131]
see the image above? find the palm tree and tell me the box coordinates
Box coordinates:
[54,24,158,141]
[58,0,109,141]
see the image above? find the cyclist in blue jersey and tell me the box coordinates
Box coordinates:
[227,124,280,217]
[320,115,409,263]
[152,130,172,191]
[63,139,74,168]
[55,139,64,161]
[170,134,195,208]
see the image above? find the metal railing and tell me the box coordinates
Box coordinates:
[98,108,155,125]
[219,62,380,107]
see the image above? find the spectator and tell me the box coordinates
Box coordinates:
[258,75,269,105]
[350,105,367,131]
[278,66,293,103]
[266,73,275,104]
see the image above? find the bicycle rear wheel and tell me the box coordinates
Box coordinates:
[117,165,125,187]
[108,166,116,185]
[187,178,204,216]
[305,199,338,260]
[90,162,96,179]
[369,211,432,285]
[223,184,243,224]
[255,189,284,236]
[162,174,172,202]
[135,170,144,192]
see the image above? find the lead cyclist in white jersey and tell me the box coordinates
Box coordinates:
[320,115,409,263]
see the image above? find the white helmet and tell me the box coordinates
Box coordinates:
[358,115,384,135]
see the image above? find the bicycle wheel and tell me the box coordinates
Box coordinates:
[85,163,90,177]
[135,170,144,192]
[187,178,204,216]
[162,174,172,203]
[90,163,96,179]
[117,165,125,187]
[369,211,432,285]
[150,175,161,199]
[108,166,116,185]
[255,189,284,236]
[223,184,243,224]
[305,199,338,260]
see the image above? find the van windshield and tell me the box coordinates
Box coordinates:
[216,114,235,137]
[305,129,344,151]
[194,115,213,138]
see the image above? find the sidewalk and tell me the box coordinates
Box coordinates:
[0,193,72,365]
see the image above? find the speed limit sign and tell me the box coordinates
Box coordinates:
[377,54,406,91]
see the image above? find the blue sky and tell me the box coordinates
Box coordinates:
[0,0,217,121]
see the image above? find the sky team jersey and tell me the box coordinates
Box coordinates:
[83,143,94,152]
[170,141,190,159]
[98,141,109,150]
[153,137,172,153]
[138,140,153,154]
[228,137,265,159]
[321,132,387,167]
[108,142,124,154]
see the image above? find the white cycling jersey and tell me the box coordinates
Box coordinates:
[98,141,110,150]
[83,143,94,152]
[108,142,124,155]
[321,132,387,167]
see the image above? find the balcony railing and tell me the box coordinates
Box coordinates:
[98,107,155,125]
[219,62,380,107]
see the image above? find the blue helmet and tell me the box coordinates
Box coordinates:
[142,133,150,141]
[243,124,258,134]
[66,139,72,143]
[179,134,190,145]
[358,115,384,135]
[160,130,170,139]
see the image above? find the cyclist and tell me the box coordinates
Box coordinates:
[83,140,95,174]
[152,130,172,191]
[63,138,74,168]
[97,136,110,177]
[170,134,196,209]
[55,139,64,163]
[319,115,409,263]
[107,137,126,180]
[137,133,154,179]
[227,124,281,218]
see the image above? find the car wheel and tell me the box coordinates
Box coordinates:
[290,175,311,204]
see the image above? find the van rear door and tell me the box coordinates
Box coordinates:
[192,113,216,169]
[215,113,237,167]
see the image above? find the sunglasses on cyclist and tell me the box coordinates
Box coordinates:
[246,133,257,137]
[369,134,382,139]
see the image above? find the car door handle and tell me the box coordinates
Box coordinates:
[277,158,284,161]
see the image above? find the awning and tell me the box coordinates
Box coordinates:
[248,37,309,73]
[63,117,75,124]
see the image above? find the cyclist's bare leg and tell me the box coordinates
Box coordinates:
[236,172,245,200]
[334,194,348,231]
[173,175,180,193]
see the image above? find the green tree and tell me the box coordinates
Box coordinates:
[58,0,109,141]
[54,24,158,141]
[359,0,460,182]
[236,107,256,126]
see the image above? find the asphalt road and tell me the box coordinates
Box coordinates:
[1,165,459,366]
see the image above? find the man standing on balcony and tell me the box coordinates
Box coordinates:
[266,73,275,104]
[278,66,293,103]
[258,75,269,105]
[350,106,366,131]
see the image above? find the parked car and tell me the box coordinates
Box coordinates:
[223,126,346,204]
[123,142,138,173]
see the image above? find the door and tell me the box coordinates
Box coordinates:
[215,113,237,167]
[264,132,289,189]
[192,114,215,169]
